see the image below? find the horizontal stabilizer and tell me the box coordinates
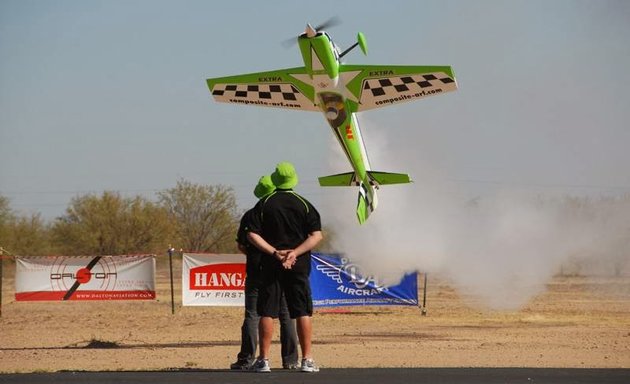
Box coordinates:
[367,171,412,185]
[318,172,357,187]
[319,171,412,187]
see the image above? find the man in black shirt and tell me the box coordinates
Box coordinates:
[247,162,323,373]
[230,175,298,370]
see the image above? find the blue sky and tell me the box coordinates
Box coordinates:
[2,0,630,220]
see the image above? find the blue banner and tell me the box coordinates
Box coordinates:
[310,253,418,307]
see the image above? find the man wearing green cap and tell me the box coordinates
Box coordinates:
[247,162,323,373]
[230,175,298,370]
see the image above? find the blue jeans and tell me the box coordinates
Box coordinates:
[236,283,298,366]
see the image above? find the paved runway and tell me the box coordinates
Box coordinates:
[1,368,628,384]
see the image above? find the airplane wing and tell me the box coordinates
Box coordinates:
[340,65,458,111]
[206,67,319,111]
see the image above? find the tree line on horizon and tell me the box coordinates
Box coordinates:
[0,179,242,257]
[0,182,628,276]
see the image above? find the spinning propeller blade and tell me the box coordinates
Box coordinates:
[281,17,342,47]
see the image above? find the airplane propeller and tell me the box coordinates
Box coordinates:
[281,16,342,47]
[313,16,341,32]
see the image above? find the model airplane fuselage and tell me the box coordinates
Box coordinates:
[207,24,457,224]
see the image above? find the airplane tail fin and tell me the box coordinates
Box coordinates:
[318,170,410,224]
[357,182,377,224]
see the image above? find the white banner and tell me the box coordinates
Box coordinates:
[15,255,156,301]
[182,253,246,306]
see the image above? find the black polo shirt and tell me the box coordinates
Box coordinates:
[248,189,321,252]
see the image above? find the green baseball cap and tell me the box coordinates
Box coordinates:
[253,175,275,198]
[271,161,298,189]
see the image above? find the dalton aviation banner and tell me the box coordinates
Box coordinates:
[15,255,156,301]
[182,253,246,306]
[310,253,418,307]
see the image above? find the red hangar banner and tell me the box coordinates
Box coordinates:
[182,253,246,306]
[15,255,156,301]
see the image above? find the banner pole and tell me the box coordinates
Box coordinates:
[421,272,428,316]
[0,246,11,318]
[168,246,175,315]
[0,248,4,318]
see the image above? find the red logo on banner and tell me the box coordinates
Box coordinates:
[189,263,246,290]
[76,268,92,284]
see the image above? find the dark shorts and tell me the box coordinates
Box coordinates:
[257,253,313,319]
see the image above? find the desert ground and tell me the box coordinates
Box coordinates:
[0,257,629,373]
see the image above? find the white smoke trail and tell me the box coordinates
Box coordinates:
[320,116,628,310]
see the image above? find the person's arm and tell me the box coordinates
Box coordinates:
[293,231,323,256]
[236,208,254,255]
[247,232,286,262]
[282,231,323,268]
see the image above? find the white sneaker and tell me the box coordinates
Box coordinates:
[251,358,271,373]
[300,358,319,373]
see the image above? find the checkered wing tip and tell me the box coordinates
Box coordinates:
[209,82,318,111]
[358,71,457,111]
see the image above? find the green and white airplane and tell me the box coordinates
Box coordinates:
[206,22,457,224]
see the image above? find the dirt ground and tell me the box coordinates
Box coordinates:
[0,258,629,373]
